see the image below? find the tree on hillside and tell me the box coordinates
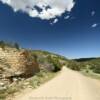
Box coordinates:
[14,43,20,50]
[0,41,5,50]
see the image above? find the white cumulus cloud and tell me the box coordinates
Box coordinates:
[0,0,75,20]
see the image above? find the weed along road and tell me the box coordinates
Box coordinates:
[13,66,100,100]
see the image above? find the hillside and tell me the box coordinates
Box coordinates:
[0,41,68,100]
[74,57,100,74]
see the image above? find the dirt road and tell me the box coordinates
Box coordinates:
[13,67,100,100]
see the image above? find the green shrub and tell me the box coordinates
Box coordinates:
[93,65,100,74]
[47,56,62,72]
[67,61,81,71]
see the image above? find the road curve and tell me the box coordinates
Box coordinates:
[13,67,100,100]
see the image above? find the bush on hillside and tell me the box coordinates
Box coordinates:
[67,61,81,71]
[92,65,100,74]
[47,56,62,72]
[0,41,20,50]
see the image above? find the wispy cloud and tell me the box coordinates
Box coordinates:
[50,18,58,25]
[53,18,58,24]
[91,11,95,16]
[0,0,75,20]
[91,23,98,28]
[64,15,70,19]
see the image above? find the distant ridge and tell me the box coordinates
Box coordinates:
[74,57,100,62]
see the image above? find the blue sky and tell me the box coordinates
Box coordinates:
[0,0,100,58]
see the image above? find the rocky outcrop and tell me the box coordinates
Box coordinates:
[0,48,40,82]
